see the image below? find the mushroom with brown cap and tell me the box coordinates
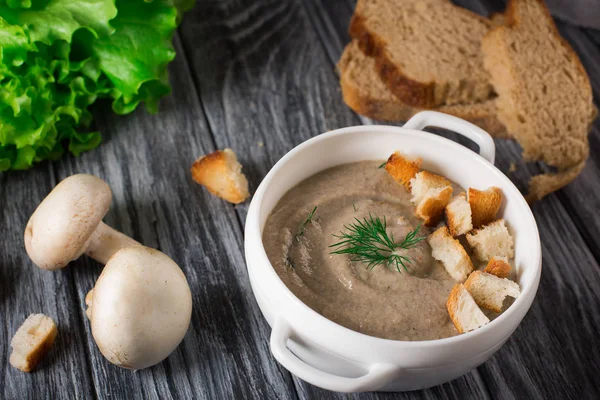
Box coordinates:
[85,246,193,370]
[24,174,140,270]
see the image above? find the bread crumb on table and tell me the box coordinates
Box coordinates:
[191,148,250,204]
[10,314,58,372]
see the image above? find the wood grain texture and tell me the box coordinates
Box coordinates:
[0,169,95,399]
[307,0,600,399]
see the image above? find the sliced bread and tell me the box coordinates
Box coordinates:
[10,314,58,372]
[191,148,250,204]
[484,256,512,278]
[468,187,502,228]
[481,0,596,202]
[445,192,473,236]
[464,271,520,312]
[410,171,453,226]
[349,0,494,108]
[466,219,514,261]
[337,41,509,137]
[428,226,474,282]
[447,283,490,333]
[384,151,422,190]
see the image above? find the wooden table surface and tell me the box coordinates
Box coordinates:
[2,0,600,399]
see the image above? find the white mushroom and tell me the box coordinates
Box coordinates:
[24,174,140,270]
[85,246,192,370]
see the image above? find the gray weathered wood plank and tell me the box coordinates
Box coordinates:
[179,0,492,398]
[305,0,600,398]
[30,33,298,399]
[0,169,95,399]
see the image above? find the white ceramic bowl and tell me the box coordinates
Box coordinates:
[244,111,541,392]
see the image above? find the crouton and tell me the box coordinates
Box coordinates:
[428,226,474,282]
[191,148,250,204]
[484,256,512,279]
[410,171,454,226]
[447,284,490,334]
[445,193,473,236]
[464,271,520,312]
[384,151,422,190]
[468,187,502,228]
[10,314,58,372]
[466,219,514,262]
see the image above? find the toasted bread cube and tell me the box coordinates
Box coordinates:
[484,256,512,278]
[464,271,520,312]
[10,314,58,372]
[411,171,454,226]
[466,219,514,261]
[445,193,473,236]
[447,284,490,334]
[468,187,502,228]
[384,151,422,190]
[428,226,474,282]
[191,148,250,204]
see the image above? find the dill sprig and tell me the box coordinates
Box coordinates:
[329,215,425,272]
[378,162,387,169]
[296,206,317,241]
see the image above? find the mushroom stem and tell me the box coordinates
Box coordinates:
[85,222,141,265]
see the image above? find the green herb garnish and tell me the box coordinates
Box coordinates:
[296,206,318,241]
[378,162,387,169]
[353,203,358,212]
[330,215,425,272]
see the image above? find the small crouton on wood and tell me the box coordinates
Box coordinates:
[466,219,514,262]
[191,148,250,204]
[464,271,520,312]
[468,187,502,228]
[484,256,512,279]
[10,314,58,372]
[447,284,490,334]
[411,171,454,226]
[445,192,473,236]
[384,151,422,189]
[428,226,474,282]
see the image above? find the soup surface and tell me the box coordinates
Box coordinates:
[262,161,463,340]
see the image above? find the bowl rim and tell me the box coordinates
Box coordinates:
[246,124,542,349]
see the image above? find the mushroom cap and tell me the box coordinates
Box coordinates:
[90,246,192,370]
[24,174,112,270]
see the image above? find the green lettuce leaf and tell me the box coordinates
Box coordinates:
[0,0,194,171]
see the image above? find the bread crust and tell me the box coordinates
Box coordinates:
[417,186,453,226]
[469,187,502,228]
[350,13,436,108]
[464,270,520,312]
[445,192,472,236]
[447,284,467,333]
[10,314,58,372]
[428,226,474,281]
[191,149,250,204]
[384,151,421,190]
[484,256,512,278]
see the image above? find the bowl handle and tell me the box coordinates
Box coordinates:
[270,317,399,392]
[403,111,496,164]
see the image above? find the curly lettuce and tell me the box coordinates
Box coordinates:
[0,0,193,170]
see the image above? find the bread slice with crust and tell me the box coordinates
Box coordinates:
[484,256,512,278]
[445,192,473,236]
[481,0,596,202]
[468,187,502,228]
[464,270,520,312]
[447,284,490,333]
[337,41,508,137]
[428,226,474,282]
[350,0,494,108]
[466,219,514,261]
[191,148,250,204]
[384,151,421,190]
[10,314,58,372]
[410,171,453,225]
